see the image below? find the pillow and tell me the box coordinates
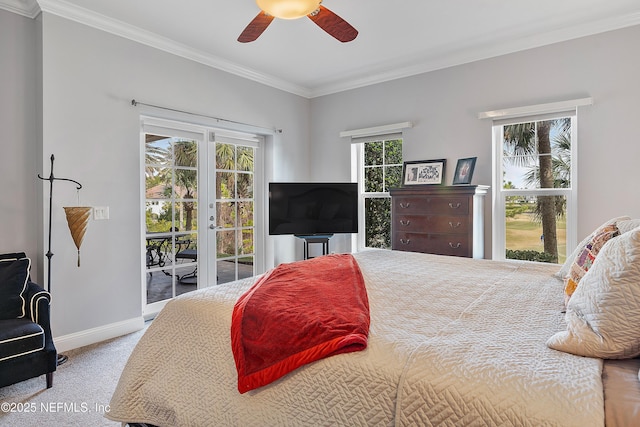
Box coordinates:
[0,257,31,320]
[547,227,640,358]
[0,252,27,261]
[564,223,620,303]
[618,219,640,234]
[555,216,630,279]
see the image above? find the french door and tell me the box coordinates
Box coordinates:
[208,135,259,285]
[142,118,262,315]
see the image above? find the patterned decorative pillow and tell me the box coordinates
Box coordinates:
[555,216,630,279]
[548,227,640,358]
[0,257,31,320]
[564,223,620,303]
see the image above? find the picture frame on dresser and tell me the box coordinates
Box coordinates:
[452,157,477,185]
[402,159,446,186]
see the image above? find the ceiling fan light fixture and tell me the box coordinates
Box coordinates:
[256,0,321,20]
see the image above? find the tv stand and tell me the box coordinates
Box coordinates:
[296,235,333,260]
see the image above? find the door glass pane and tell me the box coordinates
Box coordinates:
[238,201,253,227]
[217,171,235,199]
[238,256,254,280]
[144,134,199,305]
[238,172,253,199]
[239,229,253,255]
[217,230,236,258]
[217,201,236,229]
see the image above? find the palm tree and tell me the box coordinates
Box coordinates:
[173,140,198,231]
[503,119,570,262]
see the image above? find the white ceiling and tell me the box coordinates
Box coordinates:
[3,0,640,98]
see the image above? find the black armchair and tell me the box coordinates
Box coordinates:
[0,253,57,389]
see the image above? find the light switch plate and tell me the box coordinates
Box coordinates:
[93,206,109,220]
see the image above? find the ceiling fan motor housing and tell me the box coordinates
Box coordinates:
[256,0,322,20]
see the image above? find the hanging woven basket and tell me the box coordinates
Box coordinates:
[63,206,92,267]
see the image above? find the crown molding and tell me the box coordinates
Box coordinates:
[35,0,312,98]
[308,10,640,98]
[0,0,40,18]
[6,0,640,99]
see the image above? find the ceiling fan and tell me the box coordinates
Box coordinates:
[238,0,358,43]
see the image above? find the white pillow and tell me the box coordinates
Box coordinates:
[617,219,640,234]
[547,227,640,358]
[555,215,630,278]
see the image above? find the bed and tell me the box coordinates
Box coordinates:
[107,220,640,426]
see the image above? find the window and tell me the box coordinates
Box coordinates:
[492,112,577,264]
[345,122,411,251]
[352,138,403,249]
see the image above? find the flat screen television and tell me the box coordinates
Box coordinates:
[269,182,358,236]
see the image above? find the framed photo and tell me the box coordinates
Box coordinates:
[402,159,446,186]
[452,157,477,185]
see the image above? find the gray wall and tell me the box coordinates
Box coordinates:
[309,24,640,255]
[3,6,639,347]
[0,9,39,277]
[2,9,310,342]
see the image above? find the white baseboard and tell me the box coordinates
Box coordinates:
[53,317,145,353]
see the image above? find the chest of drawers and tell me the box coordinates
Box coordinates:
[390,185,489,258]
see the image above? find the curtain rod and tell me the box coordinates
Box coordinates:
[130,99,282,134]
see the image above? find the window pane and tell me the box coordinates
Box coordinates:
[364,141,383,166]
[239,229,253,255]
[175,168,197,199]
[502,118,572,190]
[216,143,235,169]
[237,172,253,199]
[217,201,236,229]
[365,197,391,249]
[145,167,169,198]
[238,256,254,280]
[238,201,253,227]
[384,139,403,164]
[146,201,173,232]
[173,140,197,167]
[365,166,383,192]
[237,146,254,171]
[217,172,235,199]
[175,201,198,232]
[385,165,402,190]
[145,135,170,166]
[217,230,236,258]
[505,195,567,264]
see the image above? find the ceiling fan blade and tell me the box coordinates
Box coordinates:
[238,11,275,43]
[308,5,358,42]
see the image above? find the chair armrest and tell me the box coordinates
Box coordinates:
[24,282,50,323]
[24,282,56,351]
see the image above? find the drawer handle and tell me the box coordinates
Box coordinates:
[400,219,411,226]
[399,202,411,209]
[400,238,411,245]
[449,202,461,209]
[448,221,461,228]
[448,242,461,249]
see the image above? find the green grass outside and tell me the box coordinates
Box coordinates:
[506,212,567,264]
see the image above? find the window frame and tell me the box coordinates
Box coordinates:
[491,111,578,262]
[351,137,403,251]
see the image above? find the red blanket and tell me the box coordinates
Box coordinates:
[231,253,370,393]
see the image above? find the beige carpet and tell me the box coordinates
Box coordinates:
[0,325,148,426]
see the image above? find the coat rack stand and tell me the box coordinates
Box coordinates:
[37,154,83,366]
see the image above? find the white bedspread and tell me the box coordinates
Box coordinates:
[107,250,603,426]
